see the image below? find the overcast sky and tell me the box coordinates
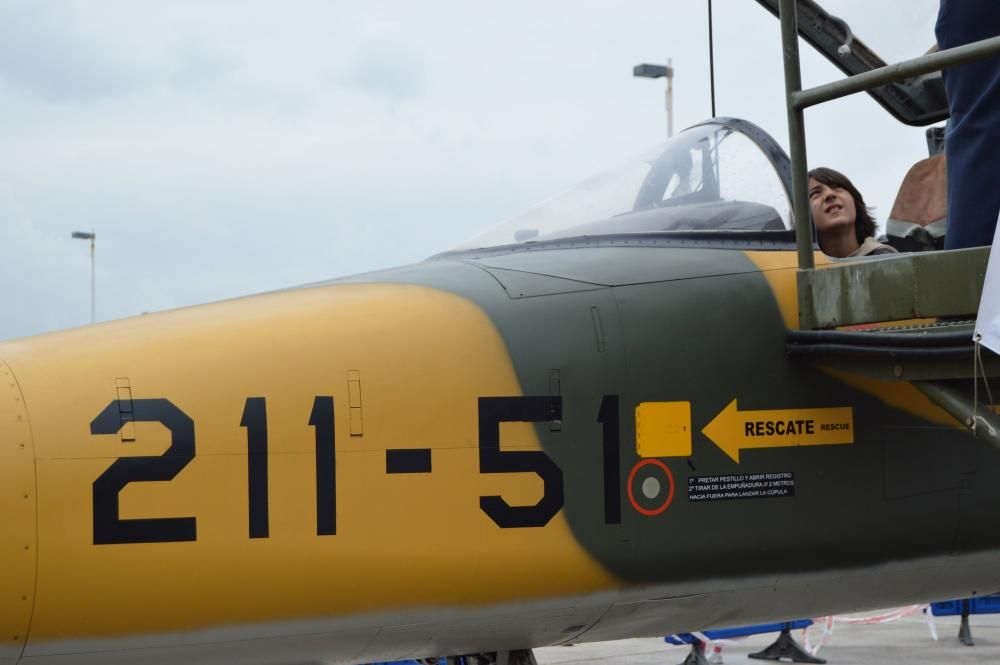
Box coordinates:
[0,0,940,340]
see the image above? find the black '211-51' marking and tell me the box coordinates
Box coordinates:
[89,394,623,545]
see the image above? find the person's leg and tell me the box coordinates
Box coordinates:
[935,0,1000,250]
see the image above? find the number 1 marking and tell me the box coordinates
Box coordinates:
[241,397,269,539]
[310,396,337,535]
[598,394,622,525]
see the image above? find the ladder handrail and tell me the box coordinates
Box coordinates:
[779,0,814,270]
[793,35,1000,111]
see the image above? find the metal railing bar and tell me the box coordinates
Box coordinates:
[779,0,815,270]
[792,35,1000,110]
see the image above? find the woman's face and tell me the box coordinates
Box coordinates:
[808,177,857,235]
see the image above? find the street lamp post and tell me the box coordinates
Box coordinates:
[71,230,96,324]
[633,59,675,138]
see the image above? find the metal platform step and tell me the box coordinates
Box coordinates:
[798,246,989,331]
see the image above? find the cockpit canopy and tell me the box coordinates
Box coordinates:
[457,118,793,251]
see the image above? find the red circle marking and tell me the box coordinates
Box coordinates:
[626,459,675,516]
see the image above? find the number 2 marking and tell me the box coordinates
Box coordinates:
[90,399,197,545]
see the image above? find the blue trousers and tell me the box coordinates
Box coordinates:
[935,0,1000,250]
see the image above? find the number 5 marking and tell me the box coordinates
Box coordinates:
[478,396,564,528]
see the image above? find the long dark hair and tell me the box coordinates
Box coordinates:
[807,167,876,244]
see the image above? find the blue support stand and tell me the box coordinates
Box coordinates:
[931,595,1000,646]
[679,638,711,665]
[666,621,820,665]
[958,599,974,647]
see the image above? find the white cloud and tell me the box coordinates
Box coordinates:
[0,2,144,102]
[338,36,427,105]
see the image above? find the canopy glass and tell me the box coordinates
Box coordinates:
[456,119,792,250]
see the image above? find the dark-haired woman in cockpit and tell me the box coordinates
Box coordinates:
[808,167,897,258]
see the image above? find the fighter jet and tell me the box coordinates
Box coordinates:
[1,2,998,665]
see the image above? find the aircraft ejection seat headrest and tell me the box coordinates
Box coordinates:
[885,154,947,252]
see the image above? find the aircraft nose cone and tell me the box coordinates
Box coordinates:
[0,360,37,658]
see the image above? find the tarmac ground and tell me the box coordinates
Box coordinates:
[535,611,1000,665]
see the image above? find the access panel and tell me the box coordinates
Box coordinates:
[0,361,36,665]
